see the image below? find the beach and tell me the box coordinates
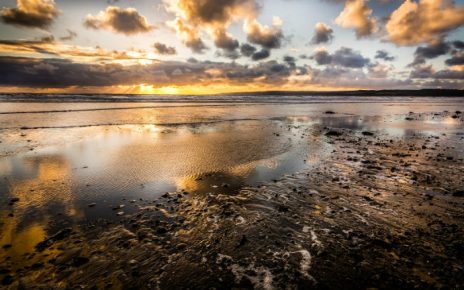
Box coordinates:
[1,96,464,289]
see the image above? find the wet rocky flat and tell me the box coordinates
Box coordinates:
[1,111,464,289]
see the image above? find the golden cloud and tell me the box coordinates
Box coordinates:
[1,0,58,29]
[386,0,464,46]
[335,0,378,38]
[84,6,153,35]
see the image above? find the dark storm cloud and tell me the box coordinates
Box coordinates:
[452,40,464,50]
[0,0,59,29]
[251,49,270,61]
[84,6,153,35]
[245,20,284,49]
[312,49,332,65]
[410,65,464,80]
[283,56,296,67]
[312,47,370,68]
[213,30,239,52]
[153,42,177,55]
[445,52,464,66]
[375,50,395,61]
[215,49,240,59]
[0,56,299,88]
[0,35,57,55]
[240,43,257,57]
[410,41,451,66]
[311,23,333,44]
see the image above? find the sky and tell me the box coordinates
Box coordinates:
[0,0,463,94]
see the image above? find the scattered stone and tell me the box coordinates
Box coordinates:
[325,130,342,137]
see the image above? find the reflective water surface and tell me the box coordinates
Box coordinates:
[0,97,463,266]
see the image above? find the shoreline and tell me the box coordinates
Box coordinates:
[1,112,463,289]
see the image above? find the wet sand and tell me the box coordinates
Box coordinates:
[1,101,464,289]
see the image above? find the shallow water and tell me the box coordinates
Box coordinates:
[0,96,463,266]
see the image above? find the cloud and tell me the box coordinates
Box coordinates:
[312,47,370,68]
[240,43,257,57]
[445,51,464,66]
[164,0,258,27]
[59,29,77,41]
[244,19,284,49]
[164,0,258,52]
[0,56,298,88]
[386,0,464,46]
[368,63,393,78]
[283,56,296,68]
[251,49,270,61]
[1,55,460,90]
[374,50,395,61]
[311,22,333,44]
[212,29,239,52]
[452,40,464,50]
[84,6,153,35]
[154,42,177,55]
[312,48,332,65]
[0,35,57,55]
[410,65,464,79]
[1,0,58,29]
[335,0,378,38]
[168,18,207,53]
[410,40,450,66]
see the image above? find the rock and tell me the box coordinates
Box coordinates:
[325,131,342,137]
[237,235,248,247]
[452,190,464,197]
[10,197,20,203]
[1,275,14,286]
[88,203,96,207]
[35,228,72,252]
[277,205,289,212]
[72,256,89,267]
[128,259,138,265]
[362,131,374,136]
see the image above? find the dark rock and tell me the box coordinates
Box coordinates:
[156,227,167,234]
[10,197,19,203]
[325,131,342,137]
[452,190,464,197]
[277,205,289,212]
[237,235,248,247]
[1,275,13,286]
[35,228,72,252]
[72,256,89,267]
